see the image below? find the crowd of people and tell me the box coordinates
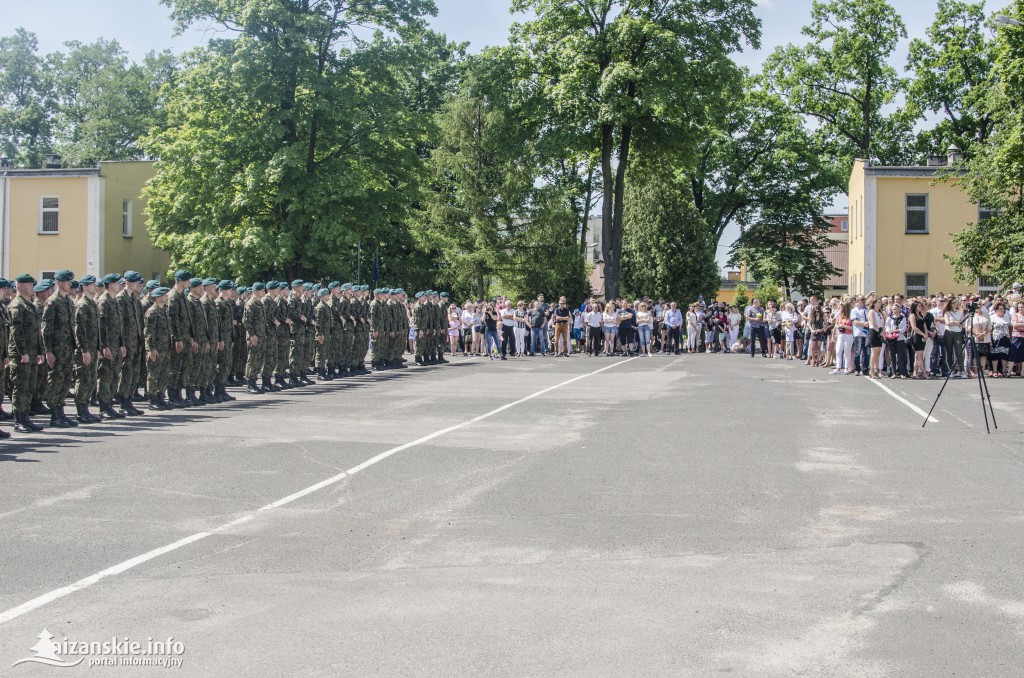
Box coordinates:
[3,269,1020,441]
[430,286,1024,382]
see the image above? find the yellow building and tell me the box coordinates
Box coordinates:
[0,160,169,281]
[847,156,989,298]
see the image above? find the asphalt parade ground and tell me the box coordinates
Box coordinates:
[0,353,1022,676]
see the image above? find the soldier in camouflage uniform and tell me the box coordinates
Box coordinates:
[324,282,341,377]
[437,293,451,364]
[167,271,194,408]
[352,285,371,374]
[41,269,78,428]
[0,279,11,423]
[31,281,54,416]
[185,279,210,406]
[301,283,316,381]
[8,274,43,433]
[314,287,333,380]
[286,280,308,387]
[338,284,356,377]
[138,280,159,396]
[261,282,283,391]
[243,282,269,393]
[144,287,172,411]
[215,280,237,401]
[96,274,126,420]
[199,278,221,404]
[229,286,246,385]
[72,276,102,424]
[116,271,145,416]
[369,288,386,370]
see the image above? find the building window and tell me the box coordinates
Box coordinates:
[905,194,929,233]
[978,276,1000,295]
[905,273,928,298]
[122,199,132,237]
[39,197,59,234]
[979,204,996,224]
[40,270,55,282]
[840,219,848,232]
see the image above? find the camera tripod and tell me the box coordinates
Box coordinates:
[923,318,998,433]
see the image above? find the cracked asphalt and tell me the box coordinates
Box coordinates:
[1,353,1022,676]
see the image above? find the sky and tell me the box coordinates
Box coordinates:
[6,0,952,268]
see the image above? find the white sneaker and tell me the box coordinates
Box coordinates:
[830,369,842,374]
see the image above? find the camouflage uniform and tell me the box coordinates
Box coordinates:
[96,289,124,409]
[73,294,99,410]
[167,287,193,397]
[339,292,355,374]
[215,293,234,392]
[286,288,306,384]
[186,291,210,394]
[200,291,219,396]
[8,294,41,415]
[144,301,171,402]
[243,294,267,384]
[232,295,247,380]
[314,294,332,374]
[41,292,75,410]
[275,295,290,380]
[117,288,144,402]
[32,296,49,407]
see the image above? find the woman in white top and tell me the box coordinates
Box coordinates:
[765,301,781,358]
[602,303,619,356]
[635,303,654,357]
[867,299,885,379]
[990,302,1011,377]
[941,298,966,377]
[513,300,529,357]
[884,304,909,378]
[728,306,742,349]
[686,304,700,353]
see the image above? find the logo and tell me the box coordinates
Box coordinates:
[12,629,83,668]
[11,630,185,669]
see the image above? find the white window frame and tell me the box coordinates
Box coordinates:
[122,199,133,238]
[905,273,928,298]
[39,196,59,234]
[840,219,848,232]
[905,194,929,234]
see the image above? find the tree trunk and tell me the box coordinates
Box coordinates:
[606,125,632,301]
[476,268,485,301]
[600,123,615,299]
[579,164,596,255]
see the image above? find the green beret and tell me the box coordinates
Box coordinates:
[101,273,121,285]
[54,269,75,282]
[317,288,330,297]
[339,283,351,291]
[145,280,160,290]
[291,279,304,287]
[123,270,144,283]
[414,292,424,299]
[302,282,313,290]
[328,281,340,290]
[237,286,248,294]
[78,275,96,286]
[440,292,449,298]
[70,280,80,290]
[217,280,233,290]
[33,281,52,293]
[189,278,203,288]
[15,273,36,285]
[312,283,321,291]
[251,282,266,291]
[150,287,170,299]
[174,270,192,281]
[267,279,279,288]
[202,277,217,286]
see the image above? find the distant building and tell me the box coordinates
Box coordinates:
[0,160,169,281]
[847,150,988,298]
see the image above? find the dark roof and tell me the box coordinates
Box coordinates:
[0,168,100,178]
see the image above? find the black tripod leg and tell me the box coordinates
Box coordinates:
[923,370,954,428]
[978,367,998,430]
[973,350,991,434]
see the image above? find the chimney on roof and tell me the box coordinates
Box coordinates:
[0,155,10,169]
[947,144,963,165]
[926,154,946,167]
[43,154,62,169]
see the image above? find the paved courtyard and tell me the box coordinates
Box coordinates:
[0,354,1022,676]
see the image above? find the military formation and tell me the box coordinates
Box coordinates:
[0,269,455,439]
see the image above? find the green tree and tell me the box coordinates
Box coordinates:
[950,1,1024,286]
[145,0,445,280]
[50,40,176,165]
[621,166,720,304]
[905,0,996,158]
[764,0,913,178]
[511,0,760,299]
[0,29,56,167]
[753,279,782,305]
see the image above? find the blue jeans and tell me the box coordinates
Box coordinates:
[530,328,545,354]
[853,336,868,372]
[484,330,501,356]
[749,326,767,355]
[638,325,652,347]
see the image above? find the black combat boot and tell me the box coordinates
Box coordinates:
[99,402,118,421]
[76,403,98,424]
[148,396,166,411]
[57,405,78,427]
[30,398,51,416]
[49,409,74,429]
[246,379,263,395]
[14,411,34,433]
[205,386,221,403]
[262,377,278,392]
[131,389,146,403]
[0,406,12,421]
[123,396,145,417]
[167,389,182,408]
[290,376,303,388]
[274,375,289,390]
[219,385,236,402]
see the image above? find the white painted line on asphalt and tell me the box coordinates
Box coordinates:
[0,357,637,627]
[868,377,939,424]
